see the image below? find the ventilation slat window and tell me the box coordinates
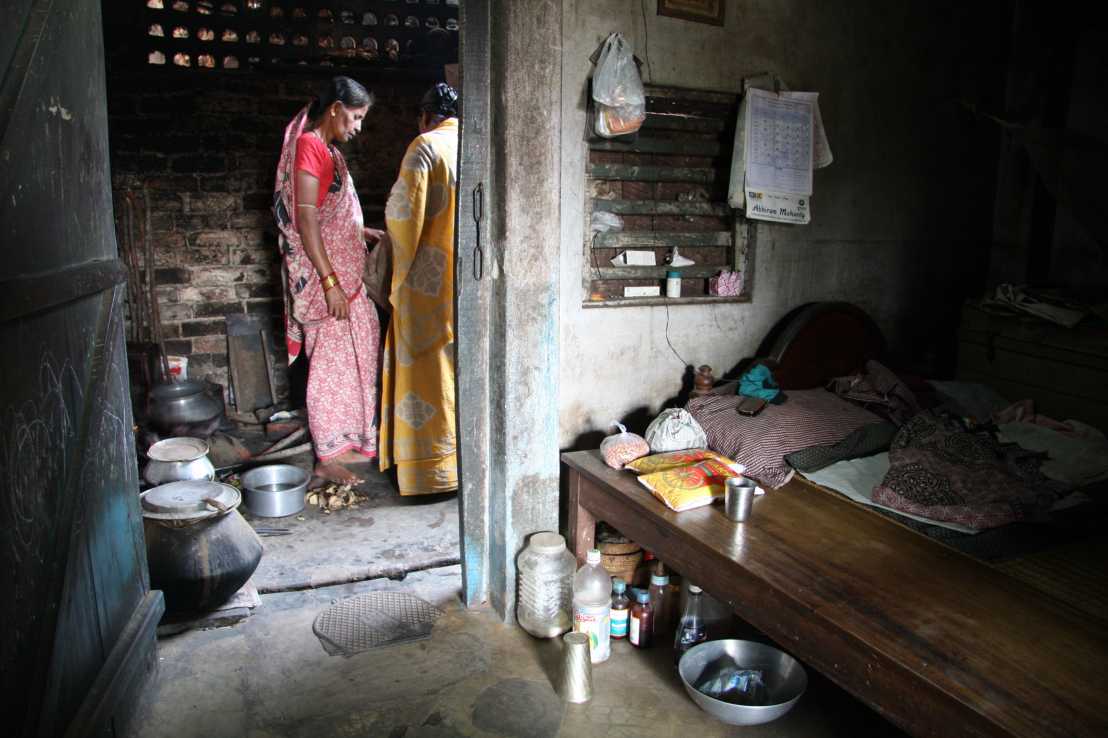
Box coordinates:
[585,85,751,307]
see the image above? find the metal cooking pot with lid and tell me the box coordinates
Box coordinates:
[143,436,217,486]
[141,479,241,523]
[147,379,223,432]
[141,480,262,613]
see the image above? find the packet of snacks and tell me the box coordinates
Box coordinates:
[624,449,729,475]
[637,458,747,512]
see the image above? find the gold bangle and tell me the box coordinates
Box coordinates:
[321,273,339,291]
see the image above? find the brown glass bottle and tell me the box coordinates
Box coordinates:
[629,590,653,648]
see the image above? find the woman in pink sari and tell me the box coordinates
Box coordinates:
[273,77,381,482]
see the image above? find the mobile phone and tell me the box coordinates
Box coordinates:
[737,397,767,416]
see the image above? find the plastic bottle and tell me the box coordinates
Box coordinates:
[629,590,653,648]
[572,548,612,663]
[516,532,576,638]
[666,270,682,299]
[673,583,708,664]
[610,578,631,640]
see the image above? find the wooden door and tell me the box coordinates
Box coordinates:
[0,2,163,736]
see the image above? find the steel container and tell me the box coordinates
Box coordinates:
[143,436,216,486]
[678,639,807,726]
[240,464,310,517]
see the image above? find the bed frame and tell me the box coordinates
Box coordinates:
[563,302,1108,738]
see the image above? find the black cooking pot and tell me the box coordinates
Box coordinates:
[140,480,263,614]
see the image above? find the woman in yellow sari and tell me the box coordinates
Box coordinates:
[380,84,459,495]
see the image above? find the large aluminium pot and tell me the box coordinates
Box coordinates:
[143,436,216,486]
[141,480,263,614]
[147,380,223,434]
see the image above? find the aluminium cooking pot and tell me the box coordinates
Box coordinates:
[143,436,216,486]
[147,380,223,433]
[240,464,309,517]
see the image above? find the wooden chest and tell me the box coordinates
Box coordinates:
[957,302,1108,431]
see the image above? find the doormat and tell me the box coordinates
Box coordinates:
[312,591,445,657]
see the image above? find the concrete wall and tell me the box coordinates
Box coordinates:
[558,0,1008,447]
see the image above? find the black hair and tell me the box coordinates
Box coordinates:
[419,82,459,118]
[308,76,373,122]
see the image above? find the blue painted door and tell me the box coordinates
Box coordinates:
[0,2,163,735]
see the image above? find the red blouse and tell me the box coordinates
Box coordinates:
[294,132,334,208]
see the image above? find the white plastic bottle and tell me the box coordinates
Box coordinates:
[572,548,612,663]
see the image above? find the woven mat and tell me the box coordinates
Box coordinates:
[313,591,444,657]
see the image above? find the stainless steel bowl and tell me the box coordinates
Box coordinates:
[677,639,807,726]
[239,464,310,518]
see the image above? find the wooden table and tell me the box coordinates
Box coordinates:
[563,450,1108,738]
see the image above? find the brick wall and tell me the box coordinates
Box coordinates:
[108,69,426,402]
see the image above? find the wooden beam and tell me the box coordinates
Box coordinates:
[589,137,722,156]
[593,231,732,248]
[584,294,751,308]
[644,84,738,105]
[0,259,127,324]
[593,265,720,279]
[641,113,725,133]
[593,199,730,216]
[588,163,716,182]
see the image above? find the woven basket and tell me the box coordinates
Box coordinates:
[598,541,642,585]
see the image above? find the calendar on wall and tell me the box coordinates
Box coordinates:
[727,85,833,225]
[141,0,458,72]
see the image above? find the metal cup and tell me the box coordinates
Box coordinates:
[559,631,593,703]
[725,477,757,522]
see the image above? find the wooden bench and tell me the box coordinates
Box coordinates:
[563,449,1108,738]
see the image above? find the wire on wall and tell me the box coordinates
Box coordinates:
[664,302,690,368]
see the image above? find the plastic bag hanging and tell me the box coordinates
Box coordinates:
[592,32,646,138]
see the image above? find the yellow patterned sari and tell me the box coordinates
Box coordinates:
[380,118,458,495]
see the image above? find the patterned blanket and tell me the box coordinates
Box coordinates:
[872,411,1060,530]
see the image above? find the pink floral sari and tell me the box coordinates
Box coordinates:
[273,107,379,461]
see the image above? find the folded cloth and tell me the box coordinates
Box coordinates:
[738,364,780,402]
[785,421,898,473]
[828,360,920,426]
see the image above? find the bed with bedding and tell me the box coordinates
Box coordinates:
[562,301,1108,736]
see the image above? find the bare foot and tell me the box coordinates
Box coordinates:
[313,461,364,484]
[333,450,373,466]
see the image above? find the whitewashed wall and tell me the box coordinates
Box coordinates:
[557,0,1004,447]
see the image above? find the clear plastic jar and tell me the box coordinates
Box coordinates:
[517,532,576,638]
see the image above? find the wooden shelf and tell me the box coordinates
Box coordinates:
[583,294,750,309]
[589,137,722,157]
[592,265,720,279]
[592,199,729,216]
[592,231,731,249]
[640,113,724,133]
[588,163,716,183]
